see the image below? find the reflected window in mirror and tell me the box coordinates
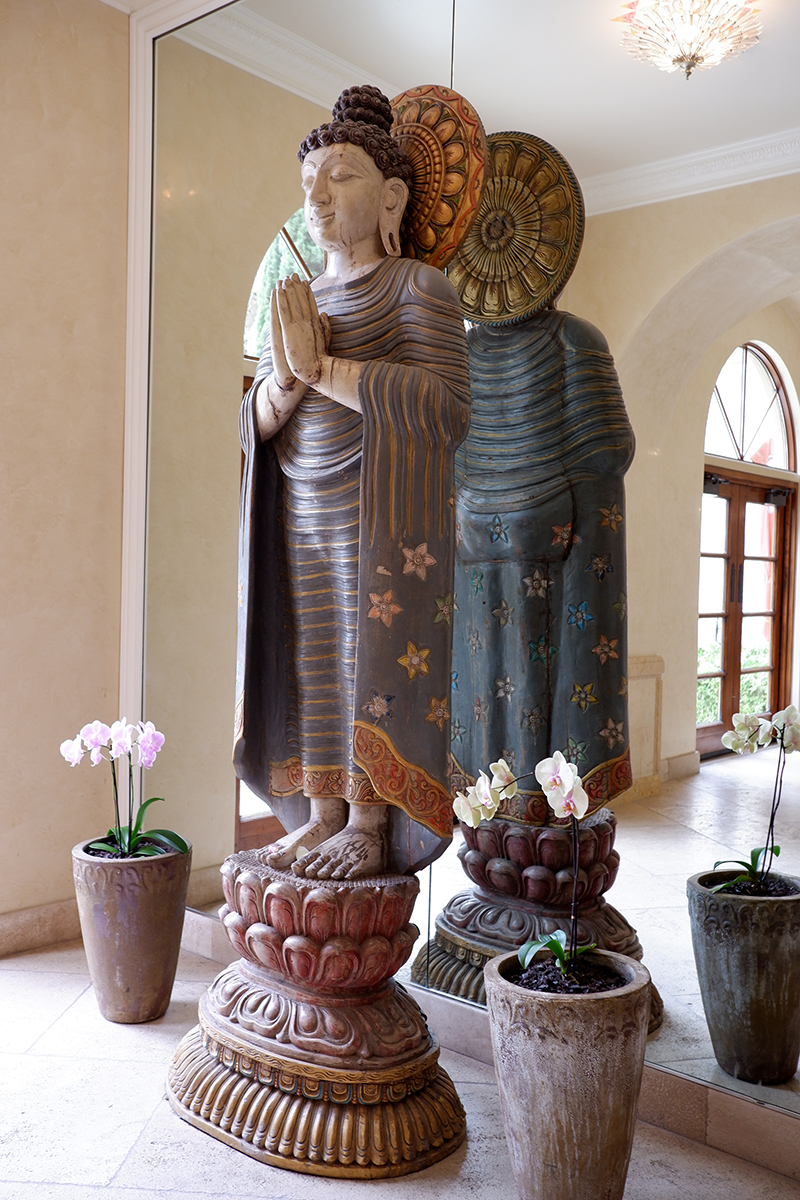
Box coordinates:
[697,344,797,755]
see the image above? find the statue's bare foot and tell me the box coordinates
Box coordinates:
[261,800,346,871]
[292,827,386,881]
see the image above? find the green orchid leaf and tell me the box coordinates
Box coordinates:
[519,929,568,970]
[713,858,753,873]
[131,795,165,838]
[708,872,751,893]
[145,829,189,854]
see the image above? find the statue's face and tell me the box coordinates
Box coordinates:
[301,143,386,254]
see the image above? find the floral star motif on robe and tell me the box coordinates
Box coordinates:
[495,674,516,703]
[493,599,513,628]
[451,717,466,743]
[571,682,599,711]
[367,589,402,627]
[614,592,628,620]
[599,717,625,748]
[500,747,516,770]
[425,696,450,732]
[599,503,624,532]
[402,543,436,580]
[568,601,595,631]
[523,569,551,599]
[474,697,489,724]
[563,737,588,764]
[529,635,558,664]
[468,628,483,654]
[362,691,394,724]
[489,514,509,543]
[522,707,545,733]
[451,670,459,691]
[470,568,484,595]
[553,523,580,548]
[619,676,628,697]
[397,642,430,679]
[587,554,613,582]
[434,593,456,625]
[592,634,619,665]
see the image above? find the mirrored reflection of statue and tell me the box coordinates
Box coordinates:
[413,133,661,1031]
[234,87,477,880]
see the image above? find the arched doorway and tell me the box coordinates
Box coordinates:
[696,343,797,755]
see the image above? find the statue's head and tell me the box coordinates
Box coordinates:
[298,86,412,258]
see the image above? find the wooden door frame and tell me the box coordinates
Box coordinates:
[697,466,796,756]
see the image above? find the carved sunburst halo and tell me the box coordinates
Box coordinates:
[390,84,488,270]
[448,131,585,325]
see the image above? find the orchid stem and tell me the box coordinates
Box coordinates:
[760,728,785,885]
[110,757,122,855]
[569,814,580,969]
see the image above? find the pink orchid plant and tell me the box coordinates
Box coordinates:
[60,719,187,858]
[715,705,800,890]
[454,750,595,975]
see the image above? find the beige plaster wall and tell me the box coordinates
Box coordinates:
[562,178,800,765]
[0,0,129,914]
[145,36,327,872]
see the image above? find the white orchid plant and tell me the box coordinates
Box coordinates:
[715,704,800,891]
[60,719,187,858]
[454,750,595,975]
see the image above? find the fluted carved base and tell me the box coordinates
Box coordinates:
[167,857,466,1177]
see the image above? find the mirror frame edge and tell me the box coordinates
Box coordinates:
[120,0,235,722]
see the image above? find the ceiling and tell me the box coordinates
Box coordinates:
[121,0,800,212]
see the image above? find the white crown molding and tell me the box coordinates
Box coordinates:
[583,127,800,216]
[173,6,401,110]
[97,0,133,14]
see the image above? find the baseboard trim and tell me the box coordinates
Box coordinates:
[0,899,81,958]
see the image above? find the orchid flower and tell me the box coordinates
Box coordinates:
[59,718,184,859]
[490,758,518,799]
[453,771,501,828]
[137,720,165,769]
[109,719,134,759]
[59,736,84,767]
[546,775,589,821]
[80,720,112,765]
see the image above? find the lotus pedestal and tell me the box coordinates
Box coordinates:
[167,853,465,1178]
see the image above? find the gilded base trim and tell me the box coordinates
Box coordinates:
[167,1024,466,1178]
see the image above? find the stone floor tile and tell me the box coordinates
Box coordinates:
[0,1054,167,1186]
[0,971,90,1053]
[29,979,210,1064]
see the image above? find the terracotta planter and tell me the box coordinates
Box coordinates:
[72,839,192,1023]
[484,949,650,1200]
[687,870,800,1084]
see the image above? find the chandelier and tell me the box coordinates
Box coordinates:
[616,1,762,79]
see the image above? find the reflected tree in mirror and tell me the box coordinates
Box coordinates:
[244,208,325,357]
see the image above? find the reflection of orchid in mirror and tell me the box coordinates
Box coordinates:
[715,706,800,891]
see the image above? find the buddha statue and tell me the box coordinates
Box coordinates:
[234,86,471,880]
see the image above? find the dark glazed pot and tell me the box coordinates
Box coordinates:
[687,870,800,1084]
[484,948,650,1200]
[72,839,192,1023]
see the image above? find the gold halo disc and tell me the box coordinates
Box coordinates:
[448,131,584,325]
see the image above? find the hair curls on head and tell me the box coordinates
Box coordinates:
[298,86,413,187]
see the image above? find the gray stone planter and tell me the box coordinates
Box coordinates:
[484,948,650,1200]
[72,839,192,1023]
[687,869,800,1084]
